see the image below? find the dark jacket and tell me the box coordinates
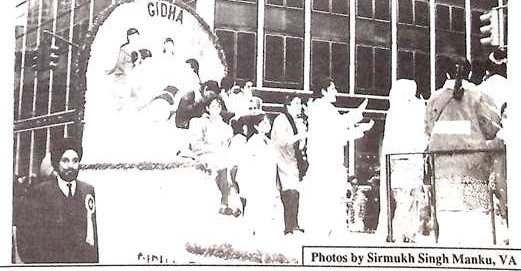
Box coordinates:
[18,178,98,263]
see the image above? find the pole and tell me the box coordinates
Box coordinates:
[385,154,393,242]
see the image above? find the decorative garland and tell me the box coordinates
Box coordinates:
[185,242,297,264]
[80,158,208,171]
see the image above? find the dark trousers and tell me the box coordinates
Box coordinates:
[215,168,230,206]
[281,189,300,231]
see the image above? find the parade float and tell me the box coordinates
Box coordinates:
[75,0,283,264]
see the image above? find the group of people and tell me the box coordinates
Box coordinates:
[379,49,508,245]
[184,77,375,238]
[104,29,378,239]
[15,25,510,264]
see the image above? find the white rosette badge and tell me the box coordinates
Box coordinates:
[85,194,96,246]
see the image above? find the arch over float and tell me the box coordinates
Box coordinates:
[75,0,228,164]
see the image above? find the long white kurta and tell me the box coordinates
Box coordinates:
[300,98,350,237]
[377,94,428,243]
[238,134,283,237]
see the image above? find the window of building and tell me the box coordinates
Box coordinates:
[374,48,391,92]
[451,7,465,32]
[331,0,348,14]
[216,30,235,77]
[312,40,330,85]
[355,45,372,90]
[435,4,450,30]
[355,45,391,96]
[313,0,329,12]
[415,52,430,98]
[357,0,372,18]
[399,0,413,24]
[268,0,303,9]
[264,35,303,89]
[216,29,257,82]
[265,35,284,81]
[237,32,256,80]
[414,1,429,27]
[398,50,414,79]
[286,37,304,82]
[357,0,389,20]
[374,0,390,20]
[311,41,349,91]
[313,0,348,14]
[331,42,349,91]
[399,0,430,27]
[397,50,430,98]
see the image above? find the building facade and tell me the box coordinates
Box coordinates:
[13,0,504,182]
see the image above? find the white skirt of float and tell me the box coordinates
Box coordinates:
[79,167,222,264]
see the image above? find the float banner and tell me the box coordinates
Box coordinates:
[302,246,521,270]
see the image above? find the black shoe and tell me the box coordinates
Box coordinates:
[284,229,293,235]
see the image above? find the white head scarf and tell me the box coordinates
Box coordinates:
[383,79,427,154]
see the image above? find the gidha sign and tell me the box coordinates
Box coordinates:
[147,1,184,23]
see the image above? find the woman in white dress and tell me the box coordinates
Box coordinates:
[376,79,429,243]
[239,113,283,237]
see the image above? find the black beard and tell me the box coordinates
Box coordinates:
[58,169,78,182]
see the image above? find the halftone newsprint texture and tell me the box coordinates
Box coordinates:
[5,0,521,270]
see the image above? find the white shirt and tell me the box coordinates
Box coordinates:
[57,175,77,197]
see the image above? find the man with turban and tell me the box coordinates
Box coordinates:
[18,137,99,263]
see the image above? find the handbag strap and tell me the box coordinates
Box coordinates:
[283,111,299,136]
[283,111,307,156]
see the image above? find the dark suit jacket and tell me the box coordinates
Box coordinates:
[18,178,99,263]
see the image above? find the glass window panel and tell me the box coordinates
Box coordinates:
[436,4,450,30]
[50,125,65,148]
[332,0,348,14]
[287,0,303,8]
[312,41,331,87]
[470,0,497,10]
[51,64,67,113]
[451,7,465,32]
[313,0,329,12]
[216,30,236,77]
[415,1,429,27]
[18,131,32,176]
[374,48,391,95]
[21,71,34,119]
[268,0,284,5]
[398,50,414,79]
[237,32,256,80]
[357,0,372,18]
[471,11,482,35]
[33,129,47,174]
[331,43,348,92]
[355,45,373,89]
[415,52,431,99]
[285,37,304,82]
[35,78,49,116]
[375,0,390,20]
[265,35,284,81]
[435,55,450,89]
[399,0,413,24]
